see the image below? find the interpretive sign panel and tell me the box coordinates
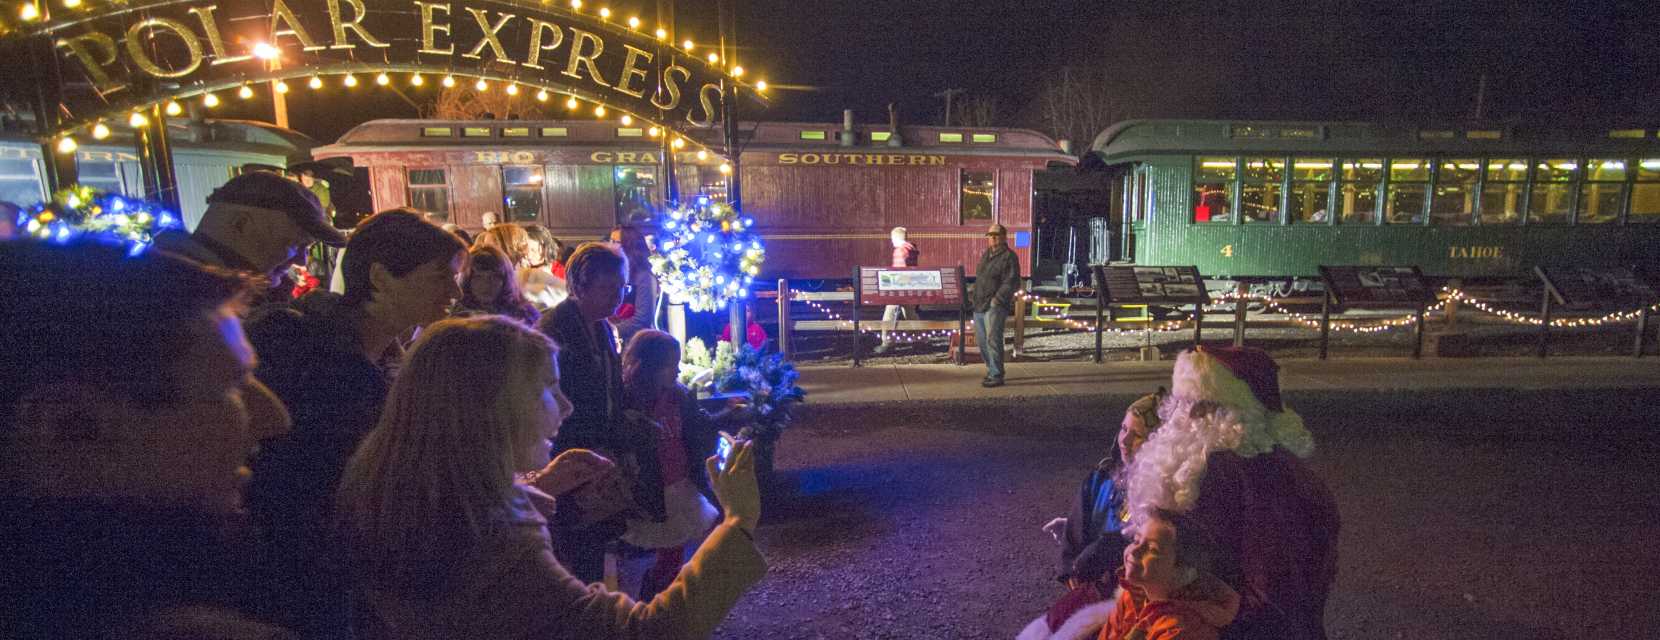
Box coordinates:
[860,267,960,306]
[1092,265,1208,305]
[1318,265,1437,308]
[1536,266,1659,308]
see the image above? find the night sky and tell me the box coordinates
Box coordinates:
[228,1,1660,145]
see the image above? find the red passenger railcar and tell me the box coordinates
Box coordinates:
[313,119,1072,278]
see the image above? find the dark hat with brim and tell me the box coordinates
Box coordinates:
[208,171,347,246]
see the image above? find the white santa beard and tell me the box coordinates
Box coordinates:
[1122,393,1315,536]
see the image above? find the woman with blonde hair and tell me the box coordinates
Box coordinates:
[336,316,766,639]
[474,223,532,268]
[455,244,540,325]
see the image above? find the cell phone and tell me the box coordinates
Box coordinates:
[715,431,738,472]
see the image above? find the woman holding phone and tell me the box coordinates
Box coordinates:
[336,317,766,639]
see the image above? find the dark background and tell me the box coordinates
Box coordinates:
[214,1,1660,146]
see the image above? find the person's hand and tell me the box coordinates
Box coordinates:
[1042,517,1068,543]
[531,449,615,497]
[706,440,760,534]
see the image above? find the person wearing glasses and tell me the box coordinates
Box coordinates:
[535,242,647,584]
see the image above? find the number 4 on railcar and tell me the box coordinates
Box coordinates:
[1084,120,1660,281]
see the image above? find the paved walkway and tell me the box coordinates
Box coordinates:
[798,356,1660,407]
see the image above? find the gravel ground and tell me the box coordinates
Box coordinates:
[710,391,1660,639]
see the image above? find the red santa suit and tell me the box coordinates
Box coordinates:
[1123,347,1340,640]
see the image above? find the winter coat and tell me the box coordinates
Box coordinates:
[243,291,391,636]
[352,487,766,640]
[892,241,919,268]
[1187,449,1341,640]
[1059,459,1130,585]
[971,244,1021,312]
[1100,573,1240,640]
[2,496,294,639]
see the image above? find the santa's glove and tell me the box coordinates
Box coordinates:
[1042,517,1068,543]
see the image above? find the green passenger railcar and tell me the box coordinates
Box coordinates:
[1089,120,1660,279]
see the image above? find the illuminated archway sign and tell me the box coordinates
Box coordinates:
[0,0,764,136]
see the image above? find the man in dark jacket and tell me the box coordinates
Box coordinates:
[1,241,295,639]
[535,242,653,584]
[153,171,346,306]
[970,224,1021,387]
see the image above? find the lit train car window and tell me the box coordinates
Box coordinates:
[1608,129,1646,139]
[1431,159,1478,226]
[799,131,826,141]
[1633,160,1660,224]
[1529,159,1578,224]
[1193,156,1236,223]
[940,133,964,143]
[503,127,531,138]
[613,166,660,225]
[540,127,569,137]
[1385,159,1430,224]
[463,127,492,138]
[1337,159,1382,224]
[960,170,995,222]
[972,133,997,143]
[1481,159,1527,225]
[617,128,644,137]
[420,127,453,137]
[1289,158,1334,224]
[502,166,544,222]
[871,131,892,142]
[1578,159,1627,224]
[1240,157,1284,224]
[0,154,43,207]
[407,169,450,222]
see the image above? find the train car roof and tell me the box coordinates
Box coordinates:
[1089,119,1660,163]
[1,118,314,161]
[319,119,1074,163]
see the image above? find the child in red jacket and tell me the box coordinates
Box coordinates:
[1100,511,1239,640]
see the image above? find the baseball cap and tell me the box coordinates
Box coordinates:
[985,223,1007,237]
[206,171,347,246]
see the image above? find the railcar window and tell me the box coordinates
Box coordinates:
[406,168,450,222]
[76,160,128,196]
[1528,159,1577,224]
[502,127,531,138]
[1577,159,1626,224]
[1480,159,1527,225]
[1337,159,1382,224]
[502,166,545,223]
[613,165,661,224]
[1632,160,1660,224]
[961,170,995,222]
[1431,160,1478,225]
[1240,157,1283,223]
[1289,158,1334,223]
[1385,159,1430,224]
[1192,156,1236,223]
[0,156,44,207]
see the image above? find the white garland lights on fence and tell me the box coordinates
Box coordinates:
[787,286,1660,343]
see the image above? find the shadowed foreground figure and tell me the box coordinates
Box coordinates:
[1,241,294,639]
[1123,346,1340,640]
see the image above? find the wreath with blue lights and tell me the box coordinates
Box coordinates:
[649,196,765,312]
[14,186,184,255]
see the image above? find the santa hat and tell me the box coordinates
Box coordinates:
[1123,347,1314,530]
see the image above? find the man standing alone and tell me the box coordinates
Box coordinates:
[971,224,1021,387]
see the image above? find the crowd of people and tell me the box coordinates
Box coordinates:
[1,172,764,640]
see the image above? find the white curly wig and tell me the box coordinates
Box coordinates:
[1122,348,1314,534]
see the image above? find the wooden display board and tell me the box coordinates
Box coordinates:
[1317,265,1437,360]
[1090,265,1207,362]
[852,266,968,366]
[1534,266,1659,358]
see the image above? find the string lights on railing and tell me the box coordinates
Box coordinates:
[795,297,964,341]
[1439,288,1660,328]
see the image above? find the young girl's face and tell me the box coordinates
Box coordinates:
[656,348,682,388]
[468,270,506,303]
[1123,517,1182,593]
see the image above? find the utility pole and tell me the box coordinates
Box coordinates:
[934,88,964,127]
